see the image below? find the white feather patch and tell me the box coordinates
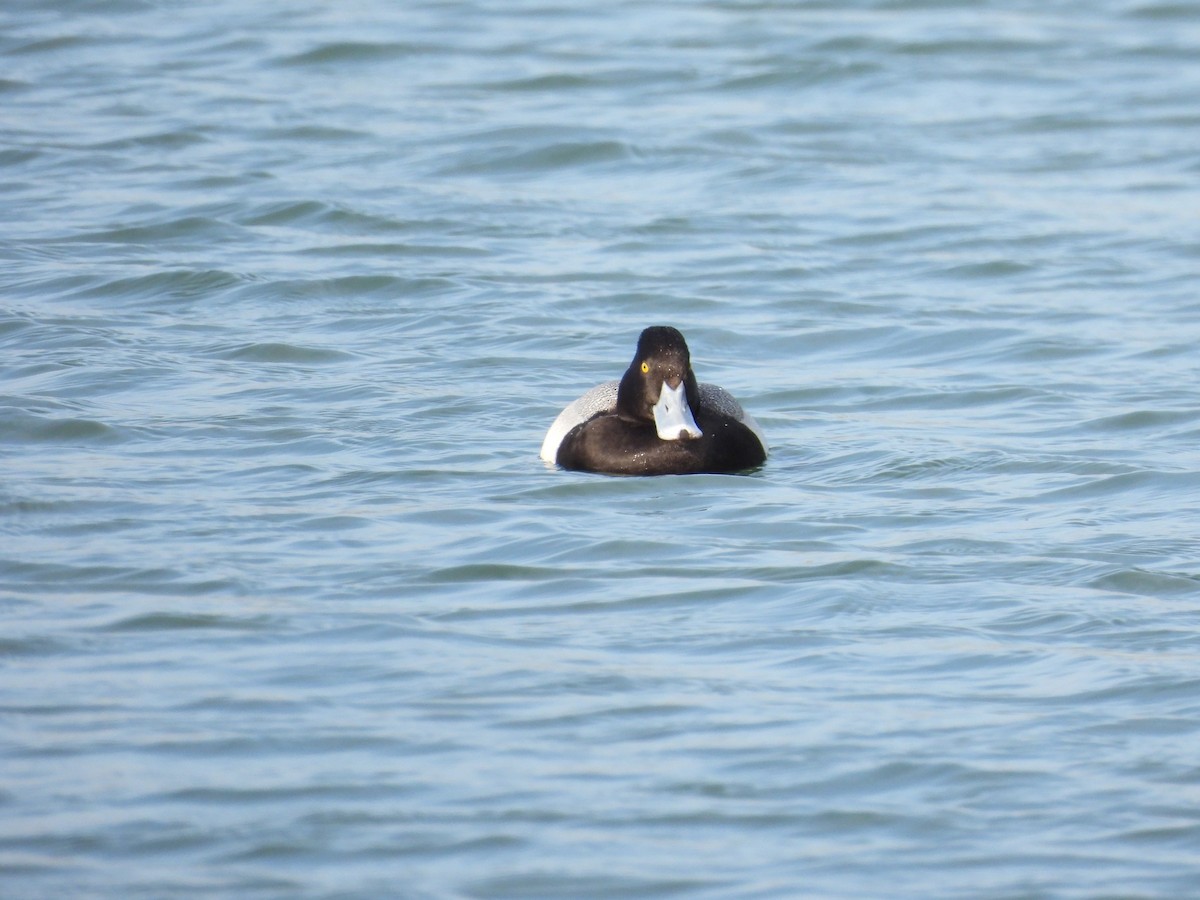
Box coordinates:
[540,381,619,463]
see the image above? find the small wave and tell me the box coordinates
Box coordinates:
[100,612,275,632]
[210,342,357,364]
[438,140,633,176]
[238,200,335,228]
[9,34,90,55]
[4,560,243,596]
[3,409,125,445]
[0,636,70,658]
[66,268,245,305]
[254,125,368,142]
[895,38,1054,57]
[867,450,1011,483]
[488,73,598,92]
[1078,409,1200,433]
[422,563,556,584]
[91,128,210,151]
[744,558,913,583]
[232,273,451,302]
[235,201,454,237]
[65,217,239,246]
[468,873,723,899]
[275,41,437,67]
[931,260,1037,280]
[0,147,39,168]
[1086,567,1200,598]
[305,241,490,259]
[1028,470,1200,503]
[1126,2,1200,20]
[717,60,879,91]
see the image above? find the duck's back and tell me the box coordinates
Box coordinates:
[539,381,619,463]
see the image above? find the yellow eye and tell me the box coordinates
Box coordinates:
[640,361,649,373]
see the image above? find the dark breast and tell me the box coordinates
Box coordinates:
[556,409,766,476]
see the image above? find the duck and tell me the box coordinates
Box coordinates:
[540,326,767,475]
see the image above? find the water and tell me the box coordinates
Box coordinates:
[3,0,1200,896]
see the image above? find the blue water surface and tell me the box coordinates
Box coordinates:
[2,1,1200,897]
